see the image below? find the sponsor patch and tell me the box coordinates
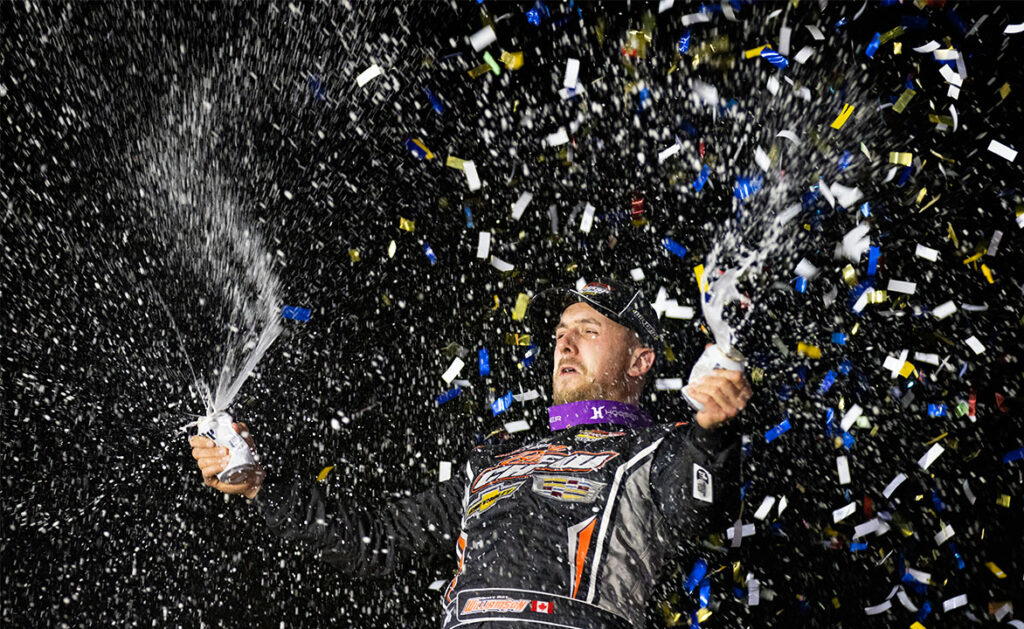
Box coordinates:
[462,597,531,615]
[471,445,619,492]
[574,429,627,442]
[692,463,713,503]
[466,481,524,519]
[531,600,553,614]
[580,282,613,295]
[532,475,607,503]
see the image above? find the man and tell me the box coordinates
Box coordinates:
[190,278,751,628]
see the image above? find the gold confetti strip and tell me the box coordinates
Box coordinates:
[982,264,995,283]
[399,217,415,232]
[500,50,524,70]
[504,333,531,346]
[986,561,1007,577]
[511,293,530,321]
[868,289,887,304]
[797,342,822,359]
[899,361,916,378]
[348,249,360,262]
[468,63,491,78]
[830,103,856,129]
[923,432,948,446]
[842,264,858,286]
[879,25,905,43]
[996,494,1011,508]
[316,465,335,482]
[411,138,435,159]
[694,264,707,293]
[889,151,913,166]
[893,88,916,113]
[893,42,902,54]
[446,156,466,170]
[999,82,1011,100]
[744,45,768,58]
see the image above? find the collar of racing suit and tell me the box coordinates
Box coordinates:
[547,399,653,431]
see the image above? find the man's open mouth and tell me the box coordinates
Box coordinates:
[559,366,581,376]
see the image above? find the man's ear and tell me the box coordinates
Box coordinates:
[628,346,656,378]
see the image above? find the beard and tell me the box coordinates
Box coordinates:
[551,376,607,405]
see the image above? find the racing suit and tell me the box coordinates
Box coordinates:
[258,399,739,628]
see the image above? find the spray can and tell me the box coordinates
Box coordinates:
[196,411,258,484]
[683,344,745,412]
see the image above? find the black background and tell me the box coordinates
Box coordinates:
[3,1,1023,627]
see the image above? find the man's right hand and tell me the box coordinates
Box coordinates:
[189,422,265,500]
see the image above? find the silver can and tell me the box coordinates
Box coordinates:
[196,411,258,484]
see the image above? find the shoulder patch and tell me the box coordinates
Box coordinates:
[692,463,713,503]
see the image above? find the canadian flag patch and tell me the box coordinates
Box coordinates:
[531,600,553,614]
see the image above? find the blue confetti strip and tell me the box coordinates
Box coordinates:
[307,74,326,101]
[478,348,490,377]
[819,370,837,394]
[867,246,880,276]
[759,47,789,70]
[850,542,868,552]
[841,431,855,450]
[734,175,763,200]
[832,333,847,345]
[403,138,428,160]
[917,601,933,621]
[838,150,853,171]
[795,277,807,293]
[693,164,711,191]
[281,306,311,322]
[866,32,881,58]
[859,202,870,217]
[825,407,835,434]
[896,165,913,187]
[699,579,710,608]
[491,391,514,416]
[464,206,474,228]
[526,7,541,25]
[678,30,691,54]
[1003,446,1024,463]
[519,344,539,370]
[423,87,445,114]
[436,387,462,405]
[683,558,707,593]
[662,237,688,259]
[838,358,853,375]
[927,403,947,417]
[765,417,792,443]
[423,242,437,265]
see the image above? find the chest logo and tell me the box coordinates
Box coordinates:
[471,445,618,492]
[466,481,524,519]
[574,429,626,442]
[692,463,713,503]
[532,475,607,503]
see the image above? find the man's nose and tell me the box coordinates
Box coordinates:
[556,329,578,354]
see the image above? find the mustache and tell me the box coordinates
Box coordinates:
[557,361,585,373]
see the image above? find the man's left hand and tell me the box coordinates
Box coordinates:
[686,370,752,430]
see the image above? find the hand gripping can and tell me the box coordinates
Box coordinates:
[683,344,745,412]
[196,411,258,484]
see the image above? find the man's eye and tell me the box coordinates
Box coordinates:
[586,330,598,335]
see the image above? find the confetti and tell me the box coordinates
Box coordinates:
[441,357,465,384]
[545,127,570,147]
[435,387,462,405]
[833,501,856,523]
[316,465,335,482]
[986,139,1018,162]
[422,242,437,265]
[463,160,481,191]
[511,191,533,220]
[281,306,311,322]
[662,237,688,259]
[399,217,415,232]
[476,232,491,259]
[579,202,595,233]
[355,63,383,86]
[765,417,791,443]
[511,293,530,321]
[563,58,580,90]
[470,25,497,51]
[478,349,489,377]
[830,103,856,129]
[918,443,944,470]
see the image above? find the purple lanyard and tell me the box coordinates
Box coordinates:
[548,400,653,431]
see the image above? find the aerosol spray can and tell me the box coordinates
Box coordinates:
[683,344,745,412]
[196,411,257,484]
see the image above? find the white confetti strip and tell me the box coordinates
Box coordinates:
[753,496,776,520]
[490,256,514,272]
[964,335,985,354]
[657,142,681,163]
[355,64,383,87]
[630,268,645,281]
[754,146,771,171]
[545,127,570,147]
[655,378,683,391]
[949,104,958,132]
[476,231,491,259]
[852,518,880,538]
[864,600,892,615]
[837,456,851,485]
[906,568,931,584]
[882,473,907,499]
[852,290,870,313]
[563,58,580,90]
[777,496,788,516]
[913,352,939,365]
[795,258,819,280]
[942,594,967,612]
[681,12,711,26]
[915,244,939,261]
[962,479,976,504]
[470,25,497,51]
[896,589,919,612]
[441,357,465,384]
[934,523,955,545]
[987,230,1003,256]
[832,501,856,523]
[913,41,940,53]
[511,191,533,220]
[504,419,530,433]
[793,46,815,64]
[830,182,863,208]
[766,75,780,95]
[887,280,917,294]
[779,25,792,56]
[438,461,452,482]
[658,0,675,13]
[463,160,481,191]
[987,139,1018,162]
[428,579,448,591]
[776,129,802,144]
[841,404,864,431]
[726,522,756,539]
[805,24,825,40]
[579,202,595,233]
[932,300,957,319]
[747,578,760,606]
[939,64,963,86]
[1004,22,1024,34]
[512,390,540,402]
[918,443,945,470]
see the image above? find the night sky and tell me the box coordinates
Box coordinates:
[3,1,1023,627]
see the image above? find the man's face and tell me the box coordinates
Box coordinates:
[551,302,640,405]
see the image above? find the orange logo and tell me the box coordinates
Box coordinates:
[462,597,531,614]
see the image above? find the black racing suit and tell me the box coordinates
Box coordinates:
[257,416,739,628]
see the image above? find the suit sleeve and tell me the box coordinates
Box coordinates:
[254,468,466,577]
[649,423,741,538]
